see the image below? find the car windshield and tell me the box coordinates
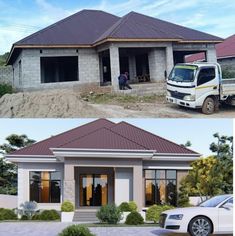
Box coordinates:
[199,195,230,207]
[169,65,197,82]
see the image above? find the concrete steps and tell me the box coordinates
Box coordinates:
[73,209,99,222]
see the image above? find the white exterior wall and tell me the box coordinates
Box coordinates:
[115,168,133,205]
[17,162,64,210]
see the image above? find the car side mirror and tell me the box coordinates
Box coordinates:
[222,202,233,210]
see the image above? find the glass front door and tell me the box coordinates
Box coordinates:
[79,174,108,206]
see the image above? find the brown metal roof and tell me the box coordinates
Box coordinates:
[8,10,223,65]
[9,119,198,156]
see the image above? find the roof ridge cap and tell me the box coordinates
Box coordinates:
[109,12,133,37]
[103,126,148,150]
[9,119,114,155]
[117,121,198,154]
[59,126,148,150]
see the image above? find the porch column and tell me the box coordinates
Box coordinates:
[148,48,166,82]
[133,165,143,210]
[166,45,174,78]
[128,55,136,82]
[63,163,75,206]
[109,44,120,90]
[206,47,217,62]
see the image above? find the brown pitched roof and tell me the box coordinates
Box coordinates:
[8,10,222,64]
[9,119,198,156]
[186,34,235,62]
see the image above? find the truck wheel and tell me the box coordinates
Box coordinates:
[188,216,212,236]
[202,97,215,114]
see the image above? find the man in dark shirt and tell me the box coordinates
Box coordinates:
[118,72,132,90]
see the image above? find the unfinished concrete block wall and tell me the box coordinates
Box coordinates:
[13,48,100,91]
[148,48,166,82]
[78,48,100,84]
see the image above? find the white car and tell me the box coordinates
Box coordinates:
[159,195,233,235]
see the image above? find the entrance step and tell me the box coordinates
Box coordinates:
[73,209,99,222]
[115,81,166,96]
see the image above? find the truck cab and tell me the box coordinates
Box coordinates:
[166,63,235,114]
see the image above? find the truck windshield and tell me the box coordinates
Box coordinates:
[169,65,197,82]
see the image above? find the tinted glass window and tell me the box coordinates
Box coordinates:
[144,169,177,206]
[29,171,61,203]
[197,67,215,86]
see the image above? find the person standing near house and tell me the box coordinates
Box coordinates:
[118,72,132,90]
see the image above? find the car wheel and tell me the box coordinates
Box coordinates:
[202,97,215,114]
[188,216,212,236]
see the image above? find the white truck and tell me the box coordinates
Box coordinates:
[166,62,235,114]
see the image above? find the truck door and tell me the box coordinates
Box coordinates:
[196,67,218,101]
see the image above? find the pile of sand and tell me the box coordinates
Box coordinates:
[0,89,107,118]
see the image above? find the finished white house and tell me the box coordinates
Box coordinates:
[6,119,200,220]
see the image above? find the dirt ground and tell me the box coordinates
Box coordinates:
[0,89,234,118]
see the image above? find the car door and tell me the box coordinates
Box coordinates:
[218,198,233,233]
[195,67,218,100]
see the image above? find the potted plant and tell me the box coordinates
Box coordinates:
[61,200,75,222]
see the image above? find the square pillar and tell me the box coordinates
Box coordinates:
[63,163,75,206]
[166,45,174,78]
[128,55,137,82]
[206,47,217,62]
[109,45,120,90]
[133,165,143,210]
[148,48,166,82]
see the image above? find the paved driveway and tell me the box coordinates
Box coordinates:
[0,222,180,236]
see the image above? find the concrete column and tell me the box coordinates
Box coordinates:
[166,45,174,78]
[109,45,120,90]
[133,165,143,210]
[63,163,75,206]
[206,47,217,62]
[148,48,166,82]
[128,55,136,82]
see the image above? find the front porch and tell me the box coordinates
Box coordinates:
[63,159,142,210]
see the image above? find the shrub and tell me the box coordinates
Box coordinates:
[119,202,130,212]
[59,225,95,236]
[0,83,13,98]
[119,201,138,212]
[128,201,137,212]
[20,201,37,219]
[21,215,29,220]
[125,211,144,225]
[146,205,174,223]
[96,204,122,224]
[37,210,60,221]
[61,201,74,212]
[0,208,17,221]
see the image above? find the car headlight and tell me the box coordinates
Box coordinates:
[168,214,184,220]
[167,91,171,96]
[183,95,195,101]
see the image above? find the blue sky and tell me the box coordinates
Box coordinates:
[0,119,233,157]
[0,0,235,54]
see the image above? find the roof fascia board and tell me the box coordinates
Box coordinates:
[145,166,193,170]
[152,156,199,161]
[52,149,154,160]
[5,157,57,163]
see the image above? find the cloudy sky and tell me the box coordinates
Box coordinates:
[0,0,234,54]
[0,119,233,157]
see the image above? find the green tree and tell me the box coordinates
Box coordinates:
[0,52,9,66]
[210,133,233,193]
[177,178,190,207]
[181,141,192,147]
[184,156,224,199]
[0,134,36,195]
